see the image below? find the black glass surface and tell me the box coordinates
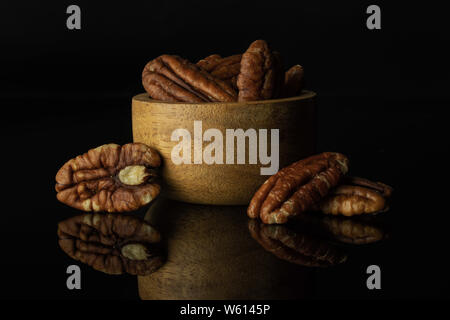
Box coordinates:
[1,1,449,300]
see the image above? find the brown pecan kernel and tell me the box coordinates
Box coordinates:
[318,176,393,216]
[283,65,304,97]
[237,40,283,101]
[196,54,223,71]
[248,220,347,267]
[141,71,205,103]
[55,143,161,212]
[197,54,242,89]
[57,214,164,275]
[143,54,237,103]
[248,152,349,224]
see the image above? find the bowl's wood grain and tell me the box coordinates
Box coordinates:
[132,91,316,205]
[138,199,313,300]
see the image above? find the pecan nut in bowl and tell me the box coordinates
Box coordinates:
[248,152,349,224]
[197,53,242,88]
[55,143,161,212]
[317,176,393,216]
[237,40,284,101]
[142,54,237,103]
[196,54,223,71]
[283,65,304,98]
[58,213,164,275]
[248,219,347,267]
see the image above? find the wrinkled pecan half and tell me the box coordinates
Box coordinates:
[248,152,349,224]
[197,53,242,89]
[58,214,164,275]
[142,54,237,103]
[320,216,386,245]
[237,40,283,101]
[197,54,242,89]
[196,54,223,71]
[318,176,393,216]
[55,143,161,212]
[248,220,347,267]
[282,65,304,97]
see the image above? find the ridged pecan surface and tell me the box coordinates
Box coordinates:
[197,53,242,89]
[283,65,304,97]
[142,54,237,102]
[55,143,161,212]
[248,152,349,224]
[237,40,284,101]
[318,176,393,216]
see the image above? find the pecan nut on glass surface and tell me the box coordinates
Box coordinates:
[55,143,161,212]
[248,219,347,267]
[58,213,164,275]
[248,152,349,224]
[282,65,304,98]
[197,54,242,89]
[237,40,284,101]
[142,54,237,103]
[318,176,393,216]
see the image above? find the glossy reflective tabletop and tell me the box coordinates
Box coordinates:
[2,97,449,299]
[138,197,391,299]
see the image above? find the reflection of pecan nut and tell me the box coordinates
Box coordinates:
[143,55,237,102]
[248,152,349,224]
[55,143,161,212]
[58,214,164,275]
[320,216,386,245]
[283,65,304,97]
[318,176,393,216]
[248,220,347,267]
[237,40,283,101]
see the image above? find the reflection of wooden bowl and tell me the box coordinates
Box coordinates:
[138,199,313,300]
[132,91,316,205]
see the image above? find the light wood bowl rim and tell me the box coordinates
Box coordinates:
[133,90,316,106]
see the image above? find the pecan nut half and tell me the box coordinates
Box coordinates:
[197,54,242,89]
[55,143,161,212]
[58,214,164,275]
[318,176,393,216]
[248,152,349,224]
[142,54,237,103]
[248,220,347,267]
[197,53,242,89]
[237,40,284,101]
[282,65,304,97]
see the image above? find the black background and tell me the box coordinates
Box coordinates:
[1,1,449,299]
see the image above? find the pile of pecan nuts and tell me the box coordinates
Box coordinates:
[142,39,304,103]
[247,152,393,224]
[247,152,392,266]
[54,41,392,276]
[55,145,392,275]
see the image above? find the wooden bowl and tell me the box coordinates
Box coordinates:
[138,199,313,300]
[132,91,316,205]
